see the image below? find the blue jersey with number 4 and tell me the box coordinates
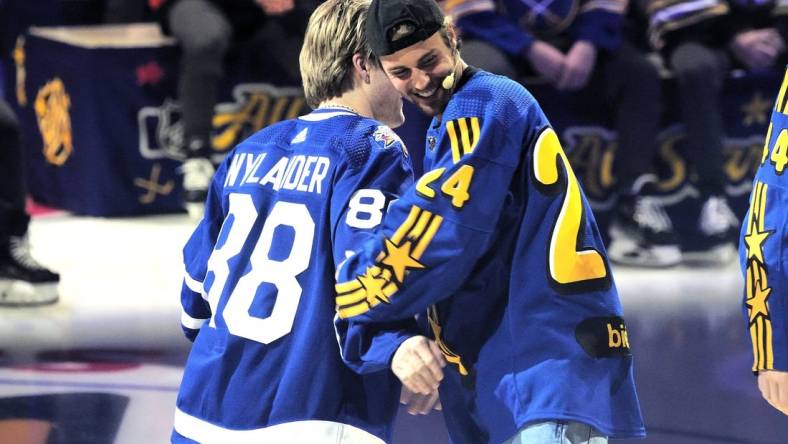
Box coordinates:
[740,66,788,375]
[173,108,416,443]
[335,69,645,444]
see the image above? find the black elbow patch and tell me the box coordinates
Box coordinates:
[575,316,632,358]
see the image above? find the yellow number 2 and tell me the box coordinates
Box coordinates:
[532,128,609,288]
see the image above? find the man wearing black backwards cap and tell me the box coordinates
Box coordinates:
[333,0,646,442]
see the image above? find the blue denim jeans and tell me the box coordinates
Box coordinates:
[502,421,608,444]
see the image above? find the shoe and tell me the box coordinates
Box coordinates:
[683,195,739,265]
[698,195,739,241]
[181,157,215,219]
[608,196,682,267]
[0,235,59,307]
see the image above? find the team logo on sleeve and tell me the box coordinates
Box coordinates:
[427,136,437,151]
[373,126,408,157]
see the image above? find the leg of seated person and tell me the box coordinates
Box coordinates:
[669,41,739,255]
[168,0,232,216]
[601,42,661,197]
[168,0,232,155]
[668,41,729,198]
[0,99,26,227]
[0,99,58,306]
[594,42,681,266]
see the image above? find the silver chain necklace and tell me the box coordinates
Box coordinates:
[320,103,361,115]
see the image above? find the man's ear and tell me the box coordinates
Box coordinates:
[352,53,371,84]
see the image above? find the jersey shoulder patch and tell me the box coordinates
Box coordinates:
[372,125,408,157]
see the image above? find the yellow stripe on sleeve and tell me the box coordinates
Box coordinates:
[762,123,773,165]
[470,117,480,153]
[750,324,760,371]
[336,279,362,294]
[392,206,422,244]
[758,317,766,369]
[766,319,774,369]
[776,68,788,113]
[446,120,462,164]
[338,302,371,318]
[407,210,433,241]
[758,183,768,230]
[335,288,367,306]
[458,118,472,156]
[413,214,443,259]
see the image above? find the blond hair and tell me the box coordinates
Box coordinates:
[299,0,376,109]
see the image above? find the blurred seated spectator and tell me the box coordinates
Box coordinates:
[442,0,682,266]
[645,0,788,261]
[149,0,316,218]
[0,97,59,307]
[104,0,153,23]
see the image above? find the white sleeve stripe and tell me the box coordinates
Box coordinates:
[183,273,208,301]
[183,273,203,293]
[181,311,208,330]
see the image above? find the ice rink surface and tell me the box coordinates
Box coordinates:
[0,212,785,443]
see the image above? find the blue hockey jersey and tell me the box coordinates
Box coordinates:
[173,108,417,443]
[739,66,788,374]
[335,69,645,444]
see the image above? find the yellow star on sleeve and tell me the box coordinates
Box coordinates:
[746,277,772,324]
[358,268,390,305]
[744,224,772,264]
[381,238,425,283]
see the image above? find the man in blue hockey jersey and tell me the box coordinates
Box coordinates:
[172,0,446,442]
[335,0,645,442]
[740,66,788,416]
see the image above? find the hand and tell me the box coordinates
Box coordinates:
[758,370,788,415]
[525,41,566,86]
[400,387,442,415]
[557,41,597,91]
[255,0,294,15]
[391,336,446,395]
[730,29,784,71]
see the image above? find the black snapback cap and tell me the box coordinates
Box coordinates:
[366,0,445,56]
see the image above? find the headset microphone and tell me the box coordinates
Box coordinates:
[442,47,459,90]
[442,71,455,90]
